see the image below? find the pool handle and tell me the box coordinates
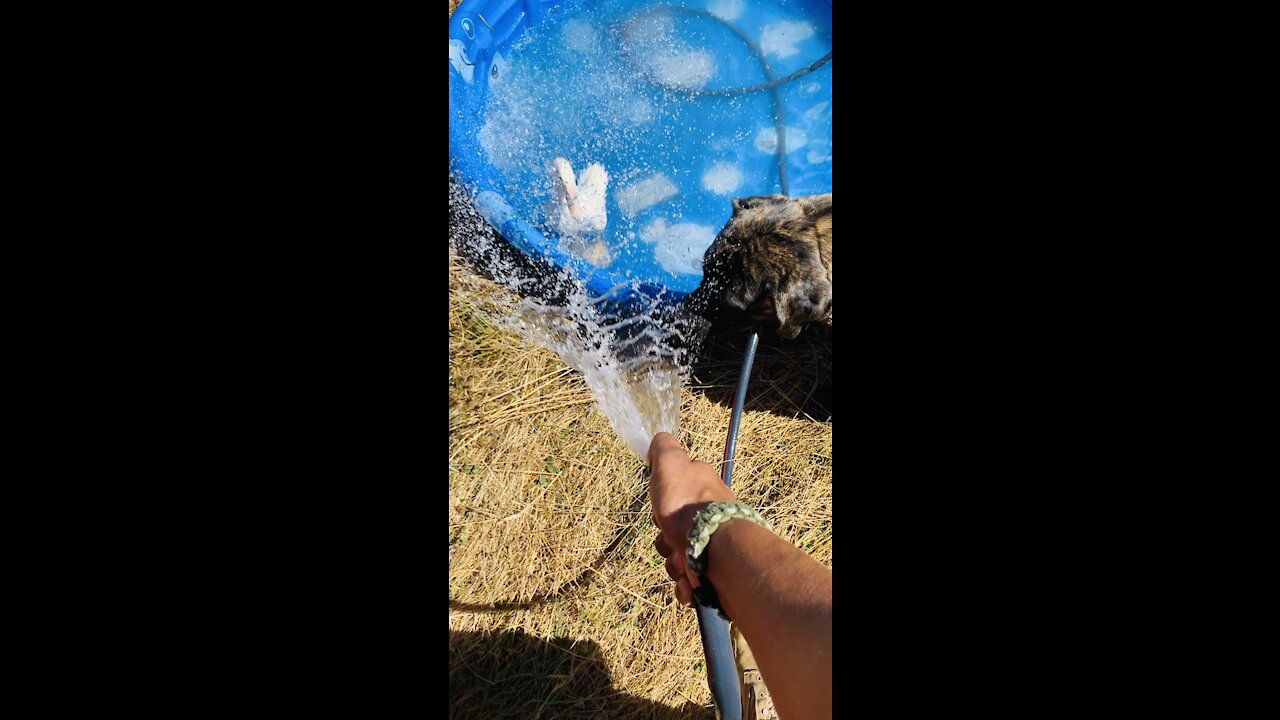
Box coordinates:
[697,328,759,720]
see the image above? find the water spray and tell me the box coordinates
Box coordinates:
[621,5,827,713]
[449,2,829,716]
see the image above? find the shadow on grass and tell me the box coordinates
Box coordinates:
[688,316,832,422]
[450,629,709,720]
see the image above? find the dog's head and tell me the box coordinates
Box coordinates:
[699,194,832,340]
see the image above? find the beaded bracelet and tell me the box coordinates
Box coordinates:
[686,500,773,621]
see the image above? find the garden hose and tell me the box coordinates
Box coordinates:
[695,327,759,719]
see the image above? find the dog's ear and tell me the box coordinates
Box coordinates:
[731,194,790,215]
[774,263,832,340]
[799,193,832,219]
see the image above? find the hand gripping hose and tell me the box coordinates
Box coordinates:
[696,328,759,720]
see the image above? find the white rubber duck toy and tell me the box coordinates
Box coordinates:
[546,157,611,266]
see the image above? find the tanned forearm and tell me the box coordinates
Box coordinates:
[705,520,833,720]
[646,432,832,719]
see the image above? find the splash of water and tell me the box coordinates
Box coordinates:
[505,288,686,458]
[448,0,832,457]
[450,177,708,459]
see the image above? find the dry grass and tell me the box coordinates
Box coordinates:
[449,255,832,719]
[448,4,830,718]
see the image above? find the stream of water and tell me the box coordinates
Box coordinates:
[449,0,831,458]
[450,177,704,459]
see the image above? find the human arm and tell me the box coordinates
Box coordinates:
[647,432,832,720]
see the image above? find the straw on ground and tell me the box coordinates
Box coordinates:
[449,252,831,719]
[448,7,830,717]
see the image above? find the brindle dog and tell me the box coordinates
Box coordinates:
[685,193,832,340]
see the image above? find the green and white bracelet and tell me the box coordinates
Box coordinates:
[686,500,772,620]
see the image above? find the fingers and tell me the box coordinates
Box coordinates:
[654,533,671,559]
[656,532,694,608]
[647,432,727,612]
[664,553,681,582]
[675,576,693,607]
[660,538,687,581]
[647,432,688,469]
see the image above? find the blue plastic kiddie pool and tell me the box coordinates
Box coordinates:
[449,0,832,306]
